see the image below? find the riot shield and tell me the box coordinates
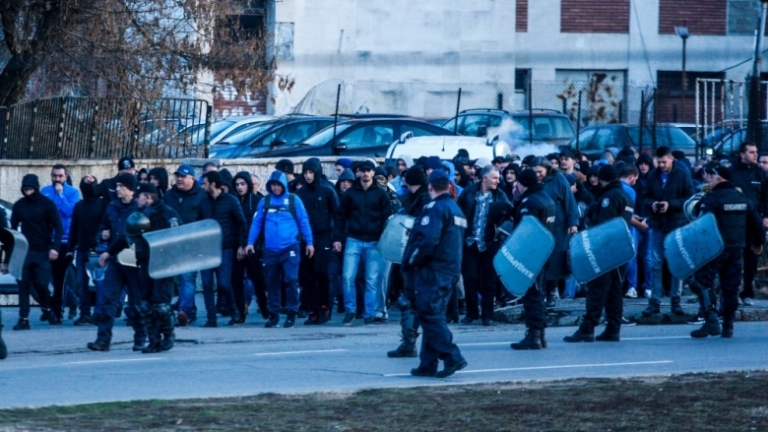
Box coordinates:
[117,246,137,267]
[493,216,555,296]
[664,213,724,280]
[0,229,28,280]
[569,217,635,284]
[377,214,416,264]
[145,219,223,279]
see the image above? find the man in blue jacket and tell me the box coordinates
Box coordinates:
[41,164,81,323]
[246,171,314,329]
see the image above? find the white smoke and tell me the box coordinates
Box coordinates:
[486,117,561,158]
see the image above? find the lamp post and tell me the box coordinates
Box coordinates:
[675,24,690,122]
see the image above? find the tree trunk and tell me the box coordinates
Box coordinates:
[0,54,40,107]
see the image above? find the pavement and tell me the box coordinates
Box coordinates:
[1,296,768,409]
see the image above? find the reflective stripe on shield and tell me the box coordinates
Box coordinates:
[145,219,223,279]
[493,216,555,296]
[569,217,635,284]
[1,228,28,280]
[664,213,723,280]
[377,214,416,264]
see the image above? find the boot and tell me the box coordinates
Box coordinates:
[691,310,721,339]
[228,309,243,326]
[387,330,419,358]
[13,318,30,331]
[540,328,548,348]
[721,320,734,338]
[158,305,175,352]
[0,311,7,360]
[511,329,542,350]
[595,328,620,342]
[642,299,661,317]
[671,296,685,316]
[141,309,162,354]
[564,328,595,343]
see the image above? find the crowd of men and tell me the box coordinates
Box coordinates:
[1,142,766,374]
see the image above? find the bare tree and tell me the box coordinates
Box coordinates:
[0,0,272,106]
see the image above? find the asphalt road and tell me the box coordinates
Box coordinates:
[0,306,767,409]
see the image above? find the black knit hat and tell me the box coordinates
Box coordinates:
[275,159,294,174]
[518,169,538,188]
[404,166,428,186]
[598,165,619,182]
[115,172,136,191]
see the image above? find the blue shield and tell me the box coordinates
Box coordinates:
[664,213,724,280]
[569,218,635,284]
[493,216,555,296]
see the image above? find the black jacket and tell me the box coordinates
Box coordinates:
[699,182,765,249]
[109,200,181,261]
[457,182,513,246]
[233,171,263,226]
[164,182,206,225]
[515,184,556,230]
[296,178,339,238]
[588,181,634,227]
[98,175,121,210]
[101,198,138,255]
[541,171,579,254]
[729,161,768,218]
[11,174,63,252]
[401,185,430,217]
[334,179,393,243]
[642,164,695,233]
[68,179,104,253]
[402,193,466,276]
[148,167,169,197]
[197,191,247,250]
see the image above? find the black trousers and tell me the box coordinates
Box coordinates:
[461,244,497,321]
[299,235,332,314]
[580,266,625,334]
[413,269,463,372]
[741,246,759,300]
[96,261,146,345]
[695,248,743,321]
[138,261,174,305]
[17,250,52,319]
[232,250,267,316]
[522,272,547,330]
[49,244,72,316]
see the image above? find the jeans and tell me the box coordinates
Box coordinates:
[75,251,93,316]
[342,238,386,319]
[263,244,301,315]
[624,227,638,290]
[649,229,682,302]
[637,228,653,294]
[178,271,199,319]
[201,249,235,323]
[376,261,392,317]
[562,276,579,299]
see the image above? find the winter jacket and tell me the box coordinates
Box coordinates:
[457,182,513,246]
[296,163,339,238]
[197,188,248,251]
[699,181,765,249]
[40,182,80,245]
[101,198,138,255]
[641,164,695,233]
[148,167,170,196]
[729,161,768,218]
[233,171,264,226]
[515,184,556,232]
[109,200,181,261]
[334,178,393,243]
[402,193,466,276]
[10,174,63,252]
[248,172,314,251]
[164,181,206,224]
[587,181,634,227]
[401,184,430,217]
[68,178,105,253]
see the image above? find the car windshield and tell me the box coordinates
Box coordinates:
[186,120,237,145]
[301,123,354,146]
[217,123,275,145]
[626,127,696,148]
[510,115,575,140]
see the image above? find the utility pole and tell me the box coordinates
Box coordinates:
[748,1,768,150]
[675,24,690,122]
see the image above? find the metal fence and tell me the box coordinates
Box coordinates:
[695,78,768,149]
[0,97,212,160]
[292,79,655,129]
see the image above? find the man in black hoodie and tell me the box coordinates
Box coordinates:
[10,174,64,330]
[297,159,339,325]
[231,171,268,322]
[148,167,169,197]
[67,175,104,325]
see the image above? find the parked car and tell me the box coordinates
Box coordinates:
[567,124,696,158]
[669,123,697,141]
[209,116,337,159]
[181,115,276,147]
[252,118,456,158]
[442,109,576,146]
[707,122,768,158]
[385,134,515,165]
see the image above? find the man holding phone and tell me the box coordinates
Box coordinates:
[641,147,695,317]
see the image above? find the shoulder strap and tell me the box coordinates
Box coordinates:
[288,194,300,227]
[258,195,272,245]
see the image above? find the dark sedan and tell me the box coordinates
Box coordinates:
[568,124,696,159]
[247,118,456,158]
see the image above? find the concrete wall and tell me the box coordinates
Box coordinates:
[0,157,347,205]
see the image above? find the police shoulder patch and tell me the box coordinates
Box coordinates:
[601,198,610,208]
[421,216,430,225]
[453,216,467,228]
[425,202,435,209]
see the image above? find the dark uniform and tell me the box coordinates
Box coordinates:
[402,190,468,378]
[510,182,556,350]
[565,179,633,342]
[690,178,765,338]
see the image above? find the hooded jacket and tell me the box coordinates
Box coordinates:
[40,179,80,245]
[248,172,314,251]
[296,160,339,238]
[148,167,169,196]
[729,160,768,218]
[11,174,63,252]
[68,178,105,253]
[197,182,248,251]
[334,176,393,243]
[391,155,413,193]
[334,168,356,196]
[164,181,206,224]
[233,171,263,226]
[633,153,654,217]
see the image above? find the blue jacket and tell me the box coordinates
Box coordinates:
[100,198,138,255]
[40,183,80,244]
[248,172,313,251]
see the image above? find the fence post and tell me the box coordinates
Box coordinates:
[27,101,39,159]
[129,101,141,158]
[332,83,341,142]
[89,102,99,159]
[453,88,462,134]
[57,96,66,157]
[528,82,533,144]
[575,90,582,149]
[639,90,645,152]
[497,93,504,111]
[652,88,658,151]
[562,97,567,115]
[203,103,212,159]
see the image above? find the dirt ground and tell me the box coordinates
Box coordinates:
[1,371,767,431]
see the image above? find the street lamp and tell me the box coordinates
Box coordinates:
[675,24,690,122]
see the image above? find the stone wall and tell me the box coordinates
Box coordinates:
[0,157,351,205]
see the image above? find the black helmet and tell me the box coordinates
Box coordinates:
[126,212,151,237]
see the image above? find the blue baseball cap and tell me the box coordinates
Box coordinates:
[174,164,195,177]
[428,169,450,187]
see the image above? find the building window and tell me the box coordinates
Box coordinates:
[659,0,727,35]
[560,0,630,34]
[516,0,528,33]
[728,0,762,35]
[515,69,530,93]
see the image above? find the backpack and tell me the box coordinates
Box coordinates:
[258,194,302,246]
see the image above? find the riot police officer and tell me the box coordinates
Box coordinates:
[564,165,634,343]
[0,309,6,360]
[510,169,556,350]
[690,165,765,339]
[404,170,468,378]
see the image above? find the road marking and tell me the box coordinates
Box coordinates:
[253,349,348,357]
[621,336,690,341]
[65,358,166,365]
[461,342,510,347]
[383,360,673,377]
